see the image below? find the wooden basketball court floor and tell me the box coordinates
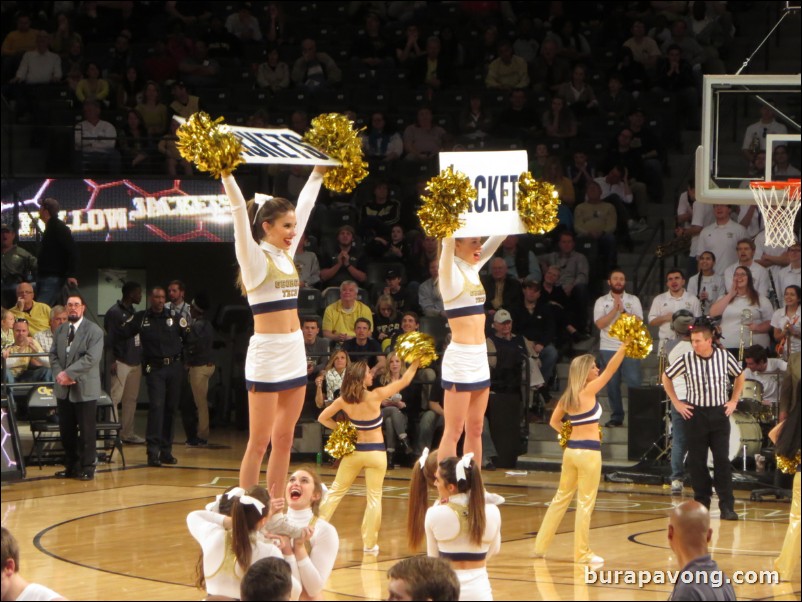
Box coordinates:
[2,429,800,601]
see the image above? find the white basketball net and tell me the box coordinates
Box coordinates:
[750,180,801,248]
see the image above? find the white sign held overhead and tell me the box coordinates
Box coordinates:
[438,150,528,237]
[173,117,341,165]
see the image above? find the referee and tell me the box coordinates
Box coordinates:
[662,320,745,521]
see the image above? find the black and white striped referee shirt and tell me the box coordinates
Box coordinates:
[664,348,743,407]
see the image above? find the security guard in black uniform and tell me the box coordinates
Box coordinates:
[121,286,189,466]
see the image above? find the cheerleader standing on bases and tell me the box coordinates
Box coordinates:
[438,236,505,462]
[221,167,325,496]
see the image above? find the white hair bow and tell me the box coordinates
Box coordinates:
[418,447,430,470]
[225,487,247,500]
[238,495,266,513]
[205,494,223,513]
[253,192,274,224]
[455,452,474,483]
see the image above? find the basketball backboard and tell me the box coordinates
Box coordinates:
[695,74,801,205]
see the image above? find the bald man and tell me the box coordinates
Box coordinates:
[667,501,736,601]
[9,282,51,335]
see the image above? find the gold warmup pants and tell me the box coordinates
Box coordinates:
[319,449,387,548]
[534,448,602,563]
[775,472,801,581]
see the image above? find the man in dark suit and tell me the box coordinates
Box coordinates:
[51,293,104,481]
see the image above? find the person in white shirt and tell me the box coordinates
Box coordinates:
[772,145,801,178]
[742,104,788,164]
[686,251,725,315]
[772,285,801,357]
[675,179,714,274]
[187,486,301,600]
[73,99,120,173]
[1,527,66,601]
[737,151,766,239]
[696,204,747,276]
[775,243,801,306]
[276,469,339,601]
[710,266,774,355]
[225,4,262,41]
[648,269,702,349]
[12,31,61,84]
[593,269,643,427]
[743,345,787,406]
[722,238,771,300]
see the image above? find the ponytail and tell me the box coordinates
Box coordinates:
[439,456,486,547]
[407,451,434,551]
[230,486,270,573]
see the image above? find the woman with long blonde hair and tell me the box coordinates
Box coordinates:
[318,359,419,553]
[379,351,417,468]
[534,342,628,564]
[437,235,505,463]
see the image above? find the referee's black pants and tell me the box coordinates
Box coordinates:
[686,405,734,511]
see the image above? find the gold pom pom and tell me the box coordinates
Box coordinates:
[777,451,801,475]
[176,112,244,178]
[517,172,560,234]
[395,331,439,368]
[302,113,368,193]
[558,419,573,449]
[609,313,653,359]
[417,166,477,238]
[324,421,358,460]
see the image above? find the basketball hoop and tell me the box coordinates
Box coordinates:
[749,179,800,248]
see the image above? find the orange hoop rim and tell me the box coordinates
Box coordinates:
[749,178,801,191]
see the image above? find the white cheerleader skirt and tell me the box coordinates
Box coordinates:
[441,341,491,391]
[455,567,493,601]
[246,330,307,392]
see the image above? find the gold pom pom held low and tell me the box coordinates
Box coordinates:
[302,113,368,193]
[777,451,801,475]
[558,419,573,449]
[324,421,358,460]
[517,172,560,235]
[394,331,439,369]
[417,166,477,239]
[609,313,654,360]
[176,112,244,178]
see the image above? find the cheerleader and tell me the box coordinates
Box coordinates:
[187,485,301,600]
[416,454,501,601]
[534,343,628,564]
[317,359,419,553]
[438,236,505,462]
[769,391,801,582]
[221,166,325,497]
[277,468,340,600]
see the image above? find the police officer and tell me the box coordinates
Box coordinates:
[121,286,188,467]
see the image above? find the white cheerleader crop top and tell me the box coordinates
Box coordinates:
[438,236,505,319]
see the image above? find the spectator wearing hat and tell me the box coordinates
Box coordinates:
[1,223,37,309]
[319,225,367,288]
[182,293,215,447]
[376,268,416,313]
[486,309,539,415]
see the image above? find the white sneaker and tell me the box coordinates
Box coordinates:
[264,513,305,539]
[363,545,379,554]
[671,480,683,494]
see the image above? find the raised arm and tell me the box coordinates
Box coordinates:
[222,173,267,291]
[371,360,420,399]
[584,344,627,396]
[438,238,456,294]
[478,235,506,267]
[289,166,325,256]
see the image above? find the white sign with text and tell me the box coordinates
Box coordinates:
[439,150,528,237]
